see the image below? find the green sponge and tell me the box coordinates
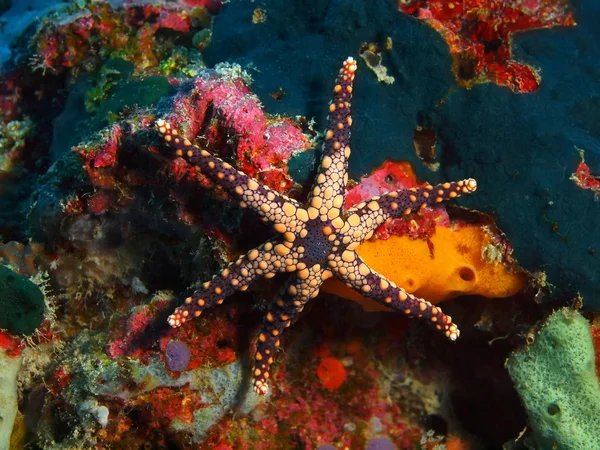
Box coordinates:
[0,266,45,335]
[506,308,600,450]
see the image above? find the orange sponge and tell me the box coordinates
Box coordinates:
[322,160,526,310]
[323,215,527,311]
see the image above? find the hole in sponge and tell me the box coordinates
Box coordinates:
[547,403,560,416]
[458,266,476,282]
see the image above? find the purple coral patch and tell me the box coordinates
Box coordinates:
[165,339,191,372]
[366,437,397,450]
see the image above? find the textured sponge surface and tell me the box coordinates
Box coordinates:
[507,308,600,450]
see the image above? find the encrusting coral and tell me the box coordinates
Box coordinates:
[157,57,477,395]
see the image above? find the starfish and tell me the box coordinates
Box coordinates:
[156,57,477,395]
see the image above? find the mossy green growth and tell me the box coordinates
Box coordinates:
[506,308,600,450]
[0,266,45,335]
[85,58,173,124]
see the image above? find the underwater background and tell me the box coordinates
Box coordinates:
[0,0,599,449]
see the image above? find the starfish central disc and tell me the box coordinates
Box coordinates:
[299,220,338,265]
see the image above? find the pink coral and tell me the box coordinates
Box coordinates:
[74,69,312,228]
[165,73,312,191]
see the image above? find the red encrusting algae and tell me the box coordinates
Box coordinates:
[398,0,575,92]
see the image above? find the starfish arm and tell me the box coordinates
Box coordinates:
[253,267,325,395]
[167,240,302,327]
[307,57,357,221]
[156,120,304,233]
[333,253,460,340]
[346,179,477,243]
